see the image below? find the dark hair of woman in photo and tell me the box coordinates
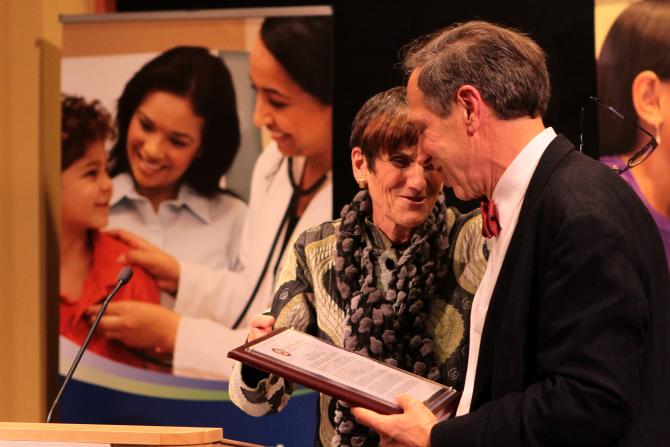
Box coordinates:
[109,46,241,197]
[260,16,333,106]
[598,0,670,156]
[598,0,670,269]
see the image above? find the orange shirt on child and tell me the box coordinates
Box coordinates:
[60,231,161,369]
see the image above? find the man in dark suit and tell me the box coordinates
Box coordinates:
[352,21,670,446]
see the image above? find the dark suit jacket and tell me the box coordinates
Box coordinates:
[431,135,670,446]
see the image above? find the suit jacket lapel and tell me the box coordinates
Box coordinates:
[471,135,575,407]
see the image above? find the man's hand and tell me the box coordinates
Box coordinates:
[351,394,437,447]
[106,228,180,294]
[248,313,275,341]
[88,301,180,353]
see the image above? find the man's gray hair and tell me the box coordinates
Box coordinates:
[403,21,551,120]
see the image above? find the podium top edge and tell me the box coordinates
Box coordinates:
[0,422,222,445]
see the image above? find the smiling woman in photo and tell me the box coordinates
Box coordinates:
[107,46,246,281]
[93,18,334,379]
[91,47,247,360]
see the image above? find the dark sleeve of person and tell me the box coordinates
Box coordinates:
[431,210,649,446]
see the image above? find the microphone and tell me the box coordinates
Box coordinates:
[47,266,134,423]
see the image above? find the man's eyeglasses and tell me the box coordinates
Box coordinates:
[579,96,658,174]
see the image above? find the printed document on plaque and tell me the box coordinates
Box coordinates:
[228,328,459,416]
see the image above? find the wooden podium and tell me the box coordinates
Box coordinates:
[0,422,263,447]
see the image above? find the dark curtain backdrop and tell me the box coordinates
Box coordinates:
[118,0,596,215]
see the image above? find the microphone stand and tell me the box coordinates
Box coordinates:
[47,267,133,423]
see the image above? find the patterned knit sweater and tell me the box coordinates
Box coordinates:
[229,208,488,446]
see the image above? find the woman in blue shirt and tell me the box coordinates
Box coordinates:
[93,18,333,377]
[107,46,247,299]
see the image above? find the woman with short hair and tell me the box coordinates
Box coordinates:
[230,87,487,446]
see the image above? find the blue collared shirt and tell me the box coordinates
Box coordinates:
[108,173,247,274]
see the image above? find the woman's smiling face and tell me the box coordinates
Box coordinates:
[355,145,443,243]
[126,91,203,203]
[249,36,332,159]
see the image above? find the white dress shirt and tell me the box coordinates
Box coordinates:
[456,127,557,415]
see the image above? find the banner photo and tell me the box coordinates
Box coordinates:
[593,2,670,268]
[58,7,332,446]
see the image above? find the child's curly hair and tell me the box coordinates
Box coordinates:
[61,94,116,170]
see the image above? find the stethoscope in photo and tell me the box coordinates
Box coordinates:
[231,157,327,329]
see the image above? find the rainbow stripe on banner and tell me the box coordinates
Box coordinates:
[57,337,317,446]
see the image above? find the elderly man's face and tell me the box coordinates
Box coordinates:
[407,71,477,200]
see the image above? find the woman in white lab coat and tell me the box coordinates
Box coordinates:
[93,16,333,378]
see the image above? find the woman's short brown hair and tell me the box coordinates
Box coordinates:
[349,86,419,170]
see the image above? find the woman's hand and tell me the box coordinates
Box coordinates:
[249,313,275,341]
[106,228,180,294]
[87,301,181,353]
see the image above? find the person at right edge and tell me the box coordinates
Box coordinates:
[598,0,670,270]
[351,20,670,447]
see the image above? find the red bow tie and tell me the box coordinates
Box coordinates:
[481,199,501,238]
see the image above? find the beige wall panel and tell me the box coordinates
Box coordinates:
[38,38,63,417]
[63,19,247,56]
[5,0,45,421]
[44,0,92,45]
[0,0,15,421]
[1,0,94,423]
